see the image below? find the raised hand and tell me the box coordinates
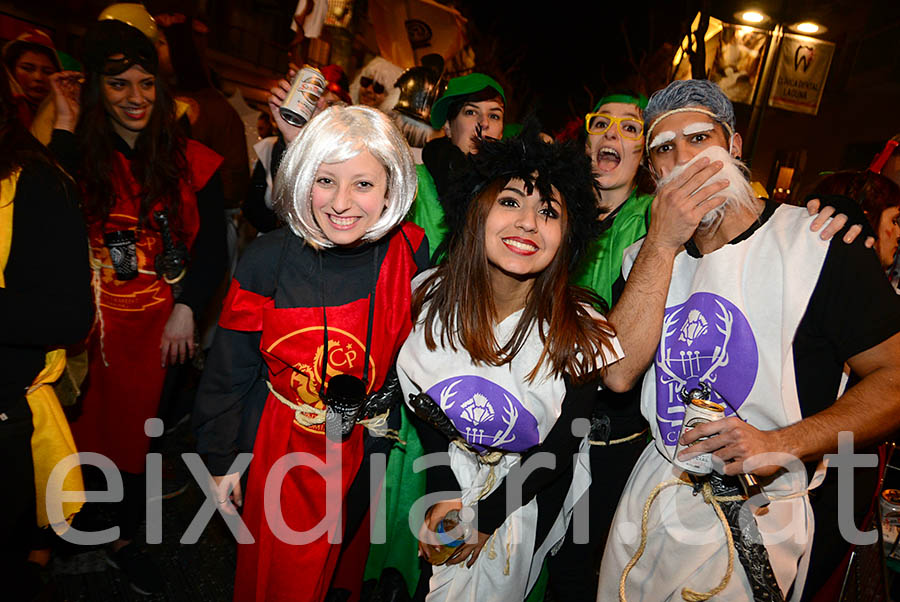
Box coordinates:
[646,157,729,251]
[269,67,302,144]
[49,71,84,132]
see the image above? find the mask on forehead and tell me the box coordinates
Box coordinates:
[83,19,158,77]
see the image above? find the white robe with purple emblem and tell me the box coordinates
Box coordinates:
[398,270,623,602]
[598,205,831,601]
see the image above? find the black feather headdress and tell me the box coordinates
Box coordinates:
[440,121,600,268]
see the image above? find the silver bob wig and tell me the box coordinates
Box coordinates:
[273,105,416,248]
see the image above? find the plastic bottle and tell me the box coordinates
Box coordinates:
[427,509,472,565]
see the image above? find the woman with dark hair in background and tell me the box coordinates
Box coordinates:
[2,28,61,128]
[0,60,92,598]
[47,18,226,595]
[814,171,900,276]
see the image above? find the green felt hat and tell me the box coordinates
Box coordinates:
[429,73,505,129]
[592,92,648,113]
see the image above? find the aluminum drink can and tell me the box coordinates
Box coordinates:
[280,65,326,127]
[673,397,725,475]
[881,489,900,558]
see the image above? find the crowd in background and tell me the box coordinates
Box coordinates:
[3,3,900,602]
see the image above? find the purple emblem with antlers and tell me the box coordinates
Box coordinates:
[426,375,540,453]
[654,292,758,447]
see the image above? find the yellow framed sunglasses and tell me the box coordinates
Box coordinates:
[584,112,644,140]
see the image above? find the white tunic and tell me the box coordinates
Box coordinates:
[599,205,831,601]
[398,270,623,602]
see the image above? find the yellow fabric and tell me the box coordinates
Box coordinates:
[0,169,15,281]
[0,169,85,531]
[175,98,191,121]
[26,350,85,530]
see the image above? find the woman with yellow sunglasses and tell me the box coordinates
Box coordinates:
[547,90,653,601]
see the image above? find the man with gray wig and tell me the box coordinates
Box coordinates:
[597,78,900,601]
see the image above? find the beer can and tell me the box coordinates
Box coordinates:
[673,397,725,475]
[280,65,326,127]
[881,489,900,559]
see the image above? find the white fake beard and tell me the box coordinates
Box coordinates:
[656,145,758,231]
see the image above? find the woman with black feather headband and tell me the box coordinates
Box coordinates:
[395,126,647,601]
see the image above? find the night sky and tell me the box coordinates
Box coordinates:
[455,0,691,133]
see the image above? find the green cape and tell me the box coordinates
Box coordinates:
[572,189,654,308]
[407,164,448,263]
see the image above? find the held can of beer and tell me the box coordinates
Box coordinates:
[279,65,326,127]
[673,383,725,475]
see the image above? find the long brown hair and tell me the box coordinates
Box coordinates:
[76,20,187,236]
[413,177,617,384]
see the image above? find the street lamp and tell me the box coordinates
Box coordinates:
[792,22,826,35]
[738,11,768,25]
[741,9,825,165]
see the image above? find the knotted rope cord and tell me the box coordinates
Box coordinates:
[589,428,649,446]
[451,439,504,465]
[89,258,158,368]
[268,381,325,425]
[267,381,403,441]
[619,478,744,602]
[449,443,514,575]
[358,411,404,443]
[90,266,108,367]
[482,523,511,575]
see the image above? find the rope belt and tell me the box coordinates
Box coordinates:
[89,259,158,368]
[619,473,785,602]
[449,440,513,575]
[619,478,739,602]
[266,381,403,442]
[589,428,648,447]
[485,528,513,576]
[451,438,505,465]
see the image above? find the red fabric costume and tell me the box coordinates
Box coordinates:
[71,140,222,474]
[208,223,426,602]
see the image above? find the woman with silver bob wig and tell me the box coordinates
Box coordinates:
[194,103,430,601]
[274,104,417,247]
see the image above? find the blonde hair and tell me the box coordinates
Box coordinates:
[273,105,416,248]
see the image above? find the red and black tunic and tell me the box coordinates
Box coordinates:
[47,130,225,475]
[195,223,428,602]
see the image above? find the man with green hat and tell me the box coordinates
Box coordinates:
[407,73,505,261]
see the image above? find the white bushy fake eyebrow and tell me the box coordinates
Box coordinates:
[649,130,675,150]
[682,122,715,136]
